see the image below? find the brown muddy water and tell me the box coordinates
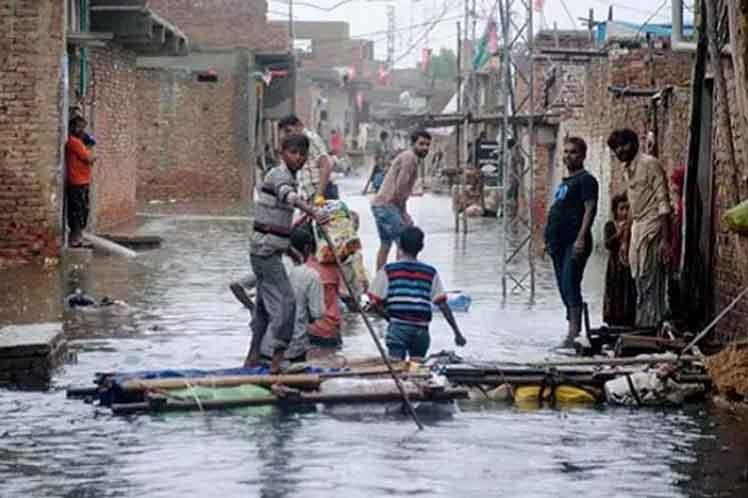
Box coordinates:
[0,176,746,497]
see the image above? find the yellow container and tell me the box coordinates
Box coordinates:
[514,384,597,406]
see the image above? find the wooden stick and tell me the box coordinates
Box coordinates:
[111,388,469,415]
[467,355,703,369]
[315,223,424,430]
[681,286,748,355]
[121,373,323,392]
[118,365,417,393]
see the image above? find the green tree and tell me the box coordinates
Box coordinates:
[429,48,457,81]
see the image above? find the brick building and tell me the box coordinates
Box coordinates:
[135,51,256,201]
[516,29,694,252]
[696,2,748,342]
[134,0,291,204]
[0,0,66,266]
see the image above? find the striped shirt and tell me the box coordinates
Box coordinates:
[250,163,298,256]
[369,260,447,328]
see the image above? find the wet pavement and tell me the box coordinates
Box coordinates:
[1,175,747,497]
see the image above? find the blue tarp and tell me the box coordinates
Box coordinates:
[98,365,345,406]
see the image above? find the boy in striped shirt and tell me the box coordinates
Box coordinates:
[369,226,466,360]
[246,134,329,373]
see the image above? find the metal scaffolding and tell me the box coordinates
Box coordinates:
[498,0,536,301]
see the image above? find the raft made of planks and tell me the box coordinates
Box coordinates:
[66,363,421,399]
[444,365,710,388]
[111,387,469,415]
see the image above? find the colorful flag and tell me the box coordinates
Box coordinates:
[533,0,544,12]
[473,20,498,70]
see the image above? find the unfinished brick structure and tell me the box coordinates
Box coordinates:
[148,0,287,51]
[710,39,748,342]
[0,1,66,266]
[86,46,140,229]
[526,42,694,249]
[135,52,255,202]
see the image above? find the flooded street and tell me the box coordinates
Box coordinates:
[0,176,745,498]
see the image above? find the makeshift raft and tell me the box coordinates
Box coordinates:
[439,354,712,406]
[67,360,468,415]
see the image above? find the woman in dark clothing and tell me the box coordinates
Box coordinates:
[603,193,637,327]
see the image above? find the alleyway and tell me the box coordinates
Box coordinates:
[0,177,743,497]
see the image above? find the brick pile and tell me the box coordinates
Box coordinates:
[0,1,65,267]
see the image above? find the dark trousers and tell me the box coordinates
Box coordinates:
[66,185,90,236]
[550,243,590,318]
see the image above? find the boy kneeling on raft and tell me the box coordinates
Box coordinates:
[368,226,466,360]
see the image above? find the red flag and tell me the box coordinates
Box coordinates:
[420,48,432,72]
[533,0,544,12]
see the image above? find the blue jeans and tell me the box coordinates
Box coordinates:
[372,205,405,246]
[386,322,431,360]
[550,243,590,318]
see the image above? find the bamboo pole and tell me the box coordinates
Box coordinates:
[111,388,469,415]
[117,365,416,393]
[315,223,425,430]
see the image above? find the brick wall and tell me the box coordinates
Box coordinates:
[711,60,748,343]
[87,46,139,229]
[147,0,288,51]
[536,47,693,252]
[135,63,252,201]
[0,0,65,267]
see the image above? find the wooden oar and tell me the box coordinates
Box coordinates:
[315,222,425,430]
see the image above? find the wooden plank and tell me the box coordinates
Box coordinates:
[111,388,469,415]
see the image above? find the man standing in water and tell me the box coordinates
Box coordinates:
[544,137,599,348]
[371,129,431,270]
[607,128,671,328]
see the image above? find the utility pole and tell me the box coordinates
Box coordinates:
[288,0,294,52]
[288,0,296,112]
[499,0,537,301]
[386,5,395,67]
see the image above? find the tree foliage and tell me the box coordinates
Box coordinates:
[429,48,457,81]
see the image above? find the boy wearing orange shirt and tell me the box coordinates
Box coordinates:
[65,116,96,247]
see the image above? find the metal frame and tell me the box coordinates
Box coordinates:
[499,0,536,300]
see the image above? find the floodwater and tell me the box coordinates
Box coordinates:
[1,176,747,497]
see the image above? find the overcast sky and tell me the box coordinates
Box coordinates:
[267,0,694,66]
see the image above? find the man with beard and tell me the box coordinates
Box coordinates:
[607,128,671,329]
[371,129,431,270]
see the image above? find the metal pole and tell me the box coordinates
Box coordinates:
[499,0,509,300]
[455,21,462,233]
[289,0,295,52]
[528,0,536,300]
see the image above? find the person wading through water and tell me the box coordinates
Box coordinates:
[607,128,672,329]
[370,129,431,271]
[544,136,599,349]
